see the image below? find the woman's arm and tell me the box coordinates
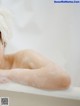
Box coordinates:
[0,50,71,90]
[0,65,71,90]
[8,64,71,90]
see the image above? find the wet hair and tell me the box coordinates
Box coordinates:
[0,31,6,47]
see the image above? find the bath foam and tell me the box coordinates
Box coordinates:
[0,8,13,43]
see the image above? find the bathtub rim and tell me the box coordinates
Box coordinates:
[0,83,79,100]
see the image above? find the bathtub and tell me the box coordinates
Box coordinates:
[0,83,80,106]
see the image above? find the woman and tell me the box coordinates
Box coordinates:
[0,31,71,90]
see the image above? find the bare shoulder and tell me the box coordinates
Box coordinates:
[14,49,34,57]
[14,49,42,58]
[5,49,35,62]
[5,49,52,69]
[5,49,32,68]
[11,49,35,63]
[14,49,52,64]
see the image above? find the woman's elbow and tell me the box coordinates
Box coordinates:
[57,73,71,89]
[37,73,71,90]
[45,74,71,90]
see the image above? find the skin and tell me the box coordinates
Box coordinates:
[0,33,71,90]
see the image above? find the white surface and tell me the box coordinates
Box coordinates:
[0,83,80,100]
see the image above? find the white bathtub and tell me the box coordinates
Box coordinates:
[0,83,80,106]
